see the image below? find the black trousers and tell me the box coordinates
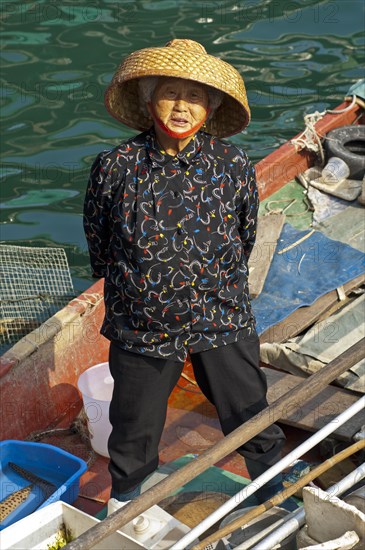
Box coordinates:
[108,332,286,493]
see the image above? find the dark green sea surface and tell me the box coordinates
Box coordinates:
[1,0,364,291]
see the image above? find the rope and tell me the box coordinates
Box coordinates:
[290,95,358,166]
[328,94,357,113]
[277,229,316,255]
[71,293,103,307]
[291,111,326,164]
[26,416,97,467]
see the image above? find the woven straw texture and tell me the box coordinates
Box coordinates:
[105,39,250,138]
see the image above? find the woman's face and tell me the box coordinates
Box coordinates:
[148,77,209,137]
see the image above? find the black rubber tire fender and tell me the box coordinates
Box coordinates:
[324,125,365,180]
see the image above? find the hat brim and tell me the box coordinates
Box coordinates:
[104,44,250,138]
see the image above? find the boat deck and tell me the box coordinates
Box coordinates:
[11,172,365,522]
[39,357,322,520]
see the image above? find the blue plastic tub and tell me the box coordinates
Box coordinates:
[0,440,87,530]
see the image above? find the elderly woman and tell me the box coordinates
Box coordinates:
[84,39,296,509]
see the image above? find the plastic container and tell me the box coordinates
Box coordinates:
[77,362,114,457]
[0,440,87,531]
[321,156,350,184]
[107,498,191,549]
[0,501,144,549]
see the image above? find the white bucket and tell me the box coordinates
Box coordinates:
[77,362,114,457]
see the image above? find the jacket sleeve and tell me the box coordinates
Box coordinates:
[83,151,113,278]
[235,152,259,261]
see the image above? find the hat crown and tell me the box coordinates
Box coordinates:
[105,39,250,137]
[164,39,207,55]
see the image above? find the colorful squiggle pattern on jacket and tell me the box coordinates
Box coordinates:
[84,129,259,362]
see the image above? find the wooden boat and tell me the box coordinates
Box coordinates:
[2,96,363,440]
[1,97,364,533]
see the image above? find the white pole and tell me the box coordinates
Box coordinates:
[170,396,365,550]
[248,462,365,549]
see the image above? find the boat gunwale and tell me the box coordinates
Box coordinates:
[256,100,364,200]
[0,280,104,377]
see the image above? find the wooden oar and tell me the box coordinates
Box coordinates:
[65,338,364,550]
[193,438,365,550]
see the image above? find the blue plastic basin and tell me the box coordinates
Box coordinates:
[0,440,87,530]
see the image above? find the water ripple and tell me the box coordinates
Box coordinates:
[1,0,363,288]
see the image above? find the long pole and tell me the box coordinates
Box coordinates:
[193,439,365,550]
[249,462,365,550]
[173,396,365,549]
[65,338,364,550]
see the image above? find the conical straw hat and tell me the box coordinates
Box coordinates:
[105,39,250,138]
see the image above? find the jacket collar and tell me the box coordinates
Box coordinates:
[145,128,203,168]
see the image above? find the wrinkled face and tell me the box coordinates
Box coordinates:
[148,77,209,136]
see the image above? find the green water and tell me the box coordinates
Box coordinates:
[1,0,363,291]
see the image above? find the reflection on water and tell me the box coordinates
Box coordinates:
[1,0,363,291]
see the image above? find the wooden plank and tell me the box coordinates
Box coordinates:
[248,213,285,298]
[260,273,365,344]
[263,366,363,441]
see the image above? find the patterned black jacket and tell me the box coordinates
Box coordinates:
[84,129,259,362]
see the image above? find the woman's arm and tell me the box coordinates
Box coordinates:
[83,151,113,278]
[235,152,259,261]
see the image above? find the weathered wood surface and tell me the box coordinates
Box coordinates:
[248,213,285,298]
[264,366,364,440]
[260,273,365,344]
